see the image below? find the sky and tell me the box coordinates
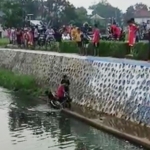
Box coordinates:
[69,0,150,12]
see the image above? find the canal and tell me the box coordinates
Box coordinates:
[0,87,145,150]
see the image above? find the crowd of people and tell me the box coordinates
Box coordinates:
[5,18,150,55]
[6,23,100,54]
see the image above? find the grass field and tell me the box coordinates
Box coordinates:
[0,38,9,46]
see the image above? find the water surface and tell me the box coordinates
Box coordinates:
[0,87,145,150]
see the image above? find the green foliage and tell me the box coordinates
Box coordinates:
[34,41,149,61]
[59,41,78,53]
[0,0,89,27]
[0,38,9,46]
[0,38,149,61]
[58,41,149,60]
[0,69,37,90]
[75,7,88,25]
[124,3,149,23]
[1,1,23,27]
[45,0,78,26]
[89,0,122,25]
[58,41,128,58]
[132,42,149,60]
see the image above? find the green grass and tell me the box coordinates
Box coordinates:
[0,38,9,46]
[0,69,44,96]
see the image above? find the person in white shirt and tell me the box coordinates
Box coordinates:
[62,32,70,40]
[147,20,150,31]
[10,28,16,44]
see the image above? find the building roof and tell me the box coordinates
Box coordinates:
[91,14,105,20]
[134,10,150,18]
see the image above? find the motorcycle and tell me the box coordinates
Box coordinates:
[38,34,46,46]
[45,91,72,109]
[45,34,56,48]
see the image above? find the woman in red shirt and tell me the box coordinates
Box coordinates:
[127,18,138,54]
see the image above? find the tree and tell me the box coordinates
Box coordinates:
[124,3,149,23]
[89,0,122,24]
[1,0,40,27]
[22,0,40,18]
[45,0,77,26]
[1,1,23,27]
[135,3,148,11]
[75,7,88,25]
[123,5,135,22]
[0,0,87,27]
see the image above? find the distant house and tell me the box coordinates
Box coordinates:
[90,14,105,26]
[90,14,105,20]
[134,10,150,24]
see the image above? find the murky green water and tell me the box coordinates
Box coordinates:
[0,87,145,150]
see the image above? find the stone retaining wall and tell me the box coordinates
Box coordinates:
[0,48,150,125]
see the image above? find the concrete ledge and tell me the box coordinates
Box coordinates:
[62,109,150,149]
[1,48,150,67]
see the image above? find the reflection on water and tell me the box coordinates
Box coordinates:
[0,87,145,150]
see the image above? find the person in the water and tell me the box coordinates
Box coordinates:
[55,82,66,103]
[45,82,67,103]
[45,75,70,104]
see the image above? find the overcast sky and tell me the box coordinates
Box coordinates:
[69,0,150,12]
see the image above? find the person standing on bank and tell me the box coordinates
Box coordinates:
[73,27,82,54]
[127,18,138,54]
[93,24,100,56]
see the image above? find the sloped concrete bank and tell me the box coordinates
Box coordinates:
[0,48,150,147]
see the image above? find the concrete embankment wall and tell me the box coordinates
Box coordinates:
[0,48,150,125]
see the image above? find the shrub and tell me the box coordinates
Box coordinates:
[0,69,37,91]
[58,41,128,58]
[1,38,150,61]
[58,41,149,60]
[59,41,78,53]
[132,42,149,60]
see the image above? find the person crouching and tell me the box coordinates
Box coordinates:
[55,82,66,103]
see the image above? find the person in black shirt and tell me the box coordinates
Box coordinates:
[61,75,70,95]
[16,28,22,47]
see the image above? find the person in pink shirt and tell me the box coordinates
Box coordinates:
[55,83,66,103]
[93,24,100,56]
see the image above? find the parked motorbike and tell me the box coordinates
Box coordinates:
[45,34,55,47]
[38,33,46,46]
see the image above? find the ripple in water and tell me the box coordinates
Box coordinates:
[0,88,146,150]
